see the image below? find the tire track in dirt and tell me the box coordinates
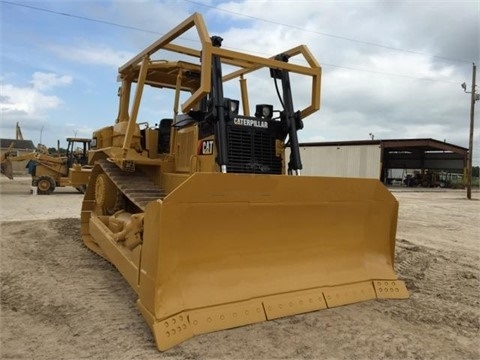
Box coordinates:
[393,239,479,336]
[0,219,157,359]
[2,218,479,359]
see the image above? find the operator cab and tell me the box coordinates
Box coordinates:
[66,138,91,166]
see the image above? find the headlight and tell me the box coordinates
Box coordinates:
[225,98,240,117]
[255,104,273,119]
[230,100,239,114]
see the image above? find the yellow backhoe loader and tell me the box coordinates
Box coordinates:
[81,13,408,351]
[2,138,92,194]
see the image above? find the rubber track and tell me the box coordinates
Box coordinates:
[97,159,165,211]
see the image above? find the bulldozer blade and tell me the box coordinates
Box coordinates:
[128,172,409,350]
[0,159,13,180]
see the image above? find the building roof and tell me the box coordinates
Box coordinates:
[0,139,36,150]
[380,138,468,154]
[299,138,468,155]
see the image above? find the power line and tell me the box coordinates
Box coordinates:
[4,0,470,66]
[0,0,466,84]
[0,0,213,49]
[183,0,472,64]
[1,0,162,35]
[321,62,460,84]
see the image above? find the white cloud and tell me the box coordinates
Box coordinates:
[30,72,72,91]
[48,42,134,67]
[0,72,72,121]
[1,85,59,114]
[1,0,477,162]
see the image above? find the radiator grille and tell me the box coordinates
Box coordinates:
[227,125,282,174]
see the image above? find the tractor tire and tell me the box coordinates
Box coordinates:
[37,176,56,195]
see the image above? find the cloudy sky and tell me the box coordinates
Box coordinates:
[1,0,479,164]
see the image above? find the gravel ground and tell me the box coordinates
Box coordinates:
[1,176,479,359]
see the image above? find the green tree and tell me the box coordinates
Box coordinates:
[472,166,479,177]
[47,147,67,156]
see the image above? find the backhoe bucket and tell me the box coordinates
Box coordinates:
[0,159,13,180]
[133,173,408,350]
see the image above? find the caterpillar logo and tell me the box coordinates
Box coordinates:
[233,118,268,128]
[199,140,214,155]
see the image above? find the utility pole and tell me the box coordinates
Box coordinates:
[39,126,44,145]
[16,122,24,140]
[461,63,478,200]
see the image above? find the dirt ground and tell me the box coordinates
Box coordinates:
[1,177,479,360]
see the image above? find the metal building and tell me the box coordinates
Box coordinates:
[297,142,381,178]
[291,138,468,182]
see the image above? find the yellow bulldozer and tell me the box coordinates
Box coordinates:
[81,13,408,351]
[1,138,92,194]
